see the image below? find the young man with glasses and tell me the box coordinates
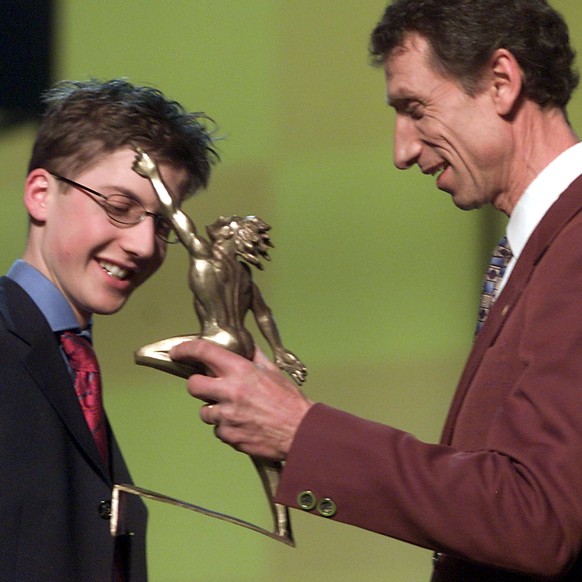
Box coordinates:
[0,78,217,581]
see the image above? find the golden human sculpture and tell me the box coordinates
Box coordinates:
[131,148,306,545]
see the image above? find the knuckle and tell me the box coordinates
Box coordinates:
[218,404,237,425]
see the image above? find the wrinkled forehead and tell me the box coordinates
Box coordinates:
[384,33,457,107]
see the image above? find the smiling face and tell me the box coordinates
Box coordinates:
[23,147,188,327]
[385,34,513,211]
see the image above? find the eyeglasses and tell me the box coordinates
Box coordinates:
[49,173,178,244]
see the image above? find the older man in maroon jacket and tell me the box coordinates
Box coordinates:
[171,1,582,579]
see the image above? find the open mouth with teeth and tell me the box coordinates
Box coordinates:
[431,162,449,178]
[99,260,131,281]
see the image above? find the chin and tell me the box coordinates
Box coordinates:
[450,193,483,211]
[91,299,130,317]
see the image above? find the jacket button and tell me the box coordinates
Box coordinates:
[297,490,317,511]
[98,500,112,520]
[317,497,337,518]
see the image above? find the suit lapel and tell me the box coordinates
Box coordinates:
[0,277,111,481]
[441,176,582,445]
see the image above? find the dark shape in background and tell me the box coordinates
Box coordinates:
[0,0,54,129]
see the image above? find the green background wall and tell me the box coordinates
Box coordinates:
[1,2,581,580]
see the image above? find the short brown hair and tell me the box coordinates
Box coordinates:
[370,0,579,108]
[29,78,219,197]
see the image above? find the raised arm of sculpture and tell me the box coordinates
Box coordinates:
[132,147,210,259]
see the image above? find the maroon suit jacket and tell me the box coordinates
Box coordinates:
[276,176,582,580]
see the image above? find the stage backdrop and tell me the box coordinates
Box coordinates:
[1,2,581,580]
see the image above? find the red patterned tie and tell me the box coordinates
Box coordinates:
[60,332,109,467]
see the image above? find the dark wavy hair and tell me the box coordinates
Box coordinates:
[28,78,219,197]
[369,0,579,109]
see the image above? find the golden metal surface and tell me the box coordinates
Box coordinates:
[111,483,294,546]
[111,148,307,546]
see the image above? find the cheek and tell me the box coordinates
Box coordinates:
[55,221,101,259]
[416,115,455,147]
[44,220,82,259]
[48,198,100,243]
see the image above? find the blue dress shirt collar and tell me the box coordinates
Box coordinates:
[6,259,91,335]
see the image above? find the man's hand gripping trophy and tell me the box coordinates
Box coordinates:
[130,147,306,545]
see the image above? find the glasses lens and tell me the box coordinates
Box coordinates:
[155,216,178,243]
[87,189,176,244]
[103,195,143,225]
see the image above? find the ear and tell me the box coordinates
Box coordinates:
[488,48,523,116]
[24,169,51,222]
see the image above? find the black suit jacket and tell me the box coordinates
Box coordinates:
[0,277,147,581]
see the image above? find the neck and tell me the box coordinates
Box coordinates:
[494,104,579,215]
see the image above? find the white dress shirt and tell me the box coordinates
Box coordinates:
[499,141,582,292]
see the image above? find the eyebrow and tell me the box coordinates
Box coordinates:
[386,84,417,105]
[113,187,143,203]
[56,175,160,212]
[386,96,415,112]
[91,183,151,207]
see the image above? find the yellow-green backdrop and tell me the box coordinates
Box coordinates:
[1,2,581,580]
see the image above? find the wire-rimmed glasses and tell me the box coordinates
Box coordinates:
[49,172,178,243]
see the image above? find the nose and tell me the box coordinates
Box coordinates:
[119,216,160,259]
[393,115,422,170]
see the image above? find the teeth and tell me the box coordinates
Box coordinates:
[432,163,447,176]
[99,260,129,280]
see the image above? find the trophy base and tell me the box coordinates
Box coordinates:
[135,335,207,379]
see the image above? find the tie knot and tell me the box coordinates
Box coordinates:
[60,332,99,373]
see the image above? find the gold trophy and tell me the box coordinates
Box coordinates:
[111,149,306,546]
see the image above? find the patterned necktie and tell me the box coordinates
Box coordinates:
[475,236,512,334]
[60,332,109,466]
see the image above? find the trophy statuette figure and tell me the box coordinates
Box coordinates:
[111,148,306,546]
